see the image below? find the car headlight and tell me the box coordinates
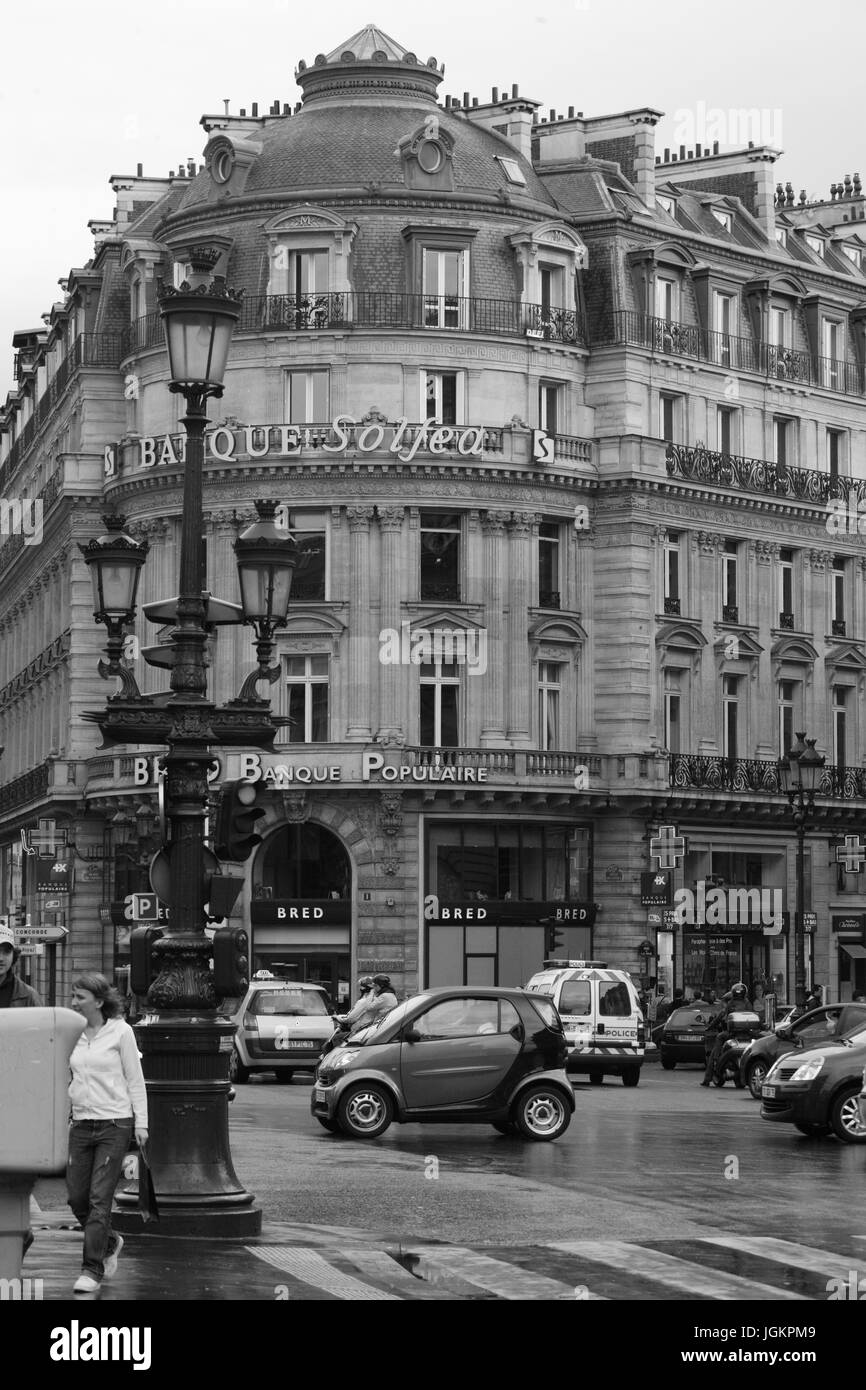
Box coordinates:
[326,1049,361,1070]
[790,1056,825,1083]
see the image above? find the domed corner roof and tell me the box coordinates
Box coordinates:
[240,104,556,207]
[324,22,413,63]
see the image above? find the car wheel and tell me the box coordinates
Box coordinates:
[829,1086,866,1144]
[492,1121,518,1136]
[336,1083,394,1139]
[589,1073,604,1086]
[794,1122,831,1138]
[661,1055,676,1071]
[746,1058,768,1099]
[228,1048,249,1084]
[512,1085,571,1142]
[275,1071,295,1084]
[316,1116,342,1133]
[621,1066,640,1088]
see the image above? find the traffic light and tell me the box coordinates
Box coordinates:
[130,926,164,996]
[546,922,566,956]
[213,782,265,862]
[212,926,249,996]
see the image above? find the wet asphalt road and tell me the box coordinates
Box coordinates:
[224,1063,860,1247]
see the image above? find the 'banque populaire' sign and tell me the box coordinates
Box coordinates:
[106,415,489,475]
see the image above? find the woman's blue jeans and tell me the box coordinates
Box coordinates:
[66,1118,133,1279]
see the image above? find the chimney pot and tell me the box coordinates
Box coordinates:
[577,111,583,117]
[713,141,720,154]
[512,83,519,98]
[251,102,258,117]
[283,102,289,114]
[695,142,702,157]
[137,163,143,177]
[568,105,575,118]
[240,108,246,116]
[472,97,478,107]
[679,144,686,159]
[550,109,557,121]
[492,87,499,102]
[664,147,670,161]
[463,91,469,106]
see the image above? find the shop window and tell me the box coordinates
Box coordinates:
[258,822,350,900]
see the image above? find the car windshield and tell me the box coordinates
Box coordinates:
[667,1007,711,1026]
[250,989,329,1017]
[839,1020,866,1043]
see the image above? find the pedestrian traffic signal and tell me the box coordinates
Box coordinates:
[212,926,249,996]
[130,926,164,996]
[546,922,566,955]
[213,782,265,862]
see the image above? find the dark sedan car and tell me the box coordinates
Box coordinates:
[311,986,574,1141]
[740,1002,866,1098]
[760,1023,866,1143]
[659,1003,725,1069]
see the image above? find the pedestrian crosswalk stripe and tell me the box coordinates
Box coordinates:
[701,1235,866,1282]
[248,1246,401,1300]
[338,1248,454,1298]
[402,1243,602,1300]
[550,1241,809,1301]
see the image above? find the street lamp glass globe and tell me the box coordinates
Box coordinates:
[159,289,242,389]
[79,520,148,621]
[234,502,298,625]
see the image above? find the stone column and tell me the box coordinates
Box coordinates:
[376,506,405,743]
[506,511,539,743]
[480,510,510,744]
[346,506,375,740]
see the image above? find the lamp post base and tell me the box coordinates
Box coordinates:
[113,1014,262,1239]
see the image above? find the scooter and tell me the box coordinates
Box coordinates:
[320,1016,351,1057]
[713,1011,765,1087]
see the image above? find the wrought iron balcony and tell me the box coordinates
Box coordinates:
[722,605,739,624]
[664,596,681,615]
[779,611,795,630]
[592,311,866,399]
[832,618,847,636]
[122,295,588,355]
[665,441,866,507]
[671,753,866,801]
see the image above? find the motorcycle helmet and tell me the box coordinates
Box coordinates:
[731,981,747,997]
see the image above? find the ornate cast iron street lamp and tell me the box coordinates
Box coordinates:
[780,732,826,1009]
[79,516,149,697]
[82,248,297,1236]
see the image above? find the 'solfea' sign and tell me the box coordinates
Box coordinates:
[130,415,486,470]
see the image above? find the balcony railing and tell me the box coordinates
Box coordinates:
[592,311,866,398]
[722,605,739,624]
[671,753,866,801]
[122,295,588,356]
[666,441,866,506]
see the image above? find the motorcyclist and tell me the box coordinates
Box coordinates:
[701,982,750,1086]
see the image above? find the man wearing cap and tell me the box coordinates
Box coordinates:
[0,924,43,1008]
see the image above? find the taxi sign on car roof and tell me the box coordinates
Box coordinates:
[543,959,608,969]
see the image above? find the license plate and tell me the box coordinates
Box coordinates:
[676,1035,695,1042]
[762,1085,776,1099]
[290,1040,317,1049]
[312,1087,327,1103]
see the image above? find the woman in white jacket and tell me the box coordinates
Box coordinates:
[67,973,148,1293]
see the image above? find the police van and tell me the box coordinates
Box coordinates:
[524,960,645,1086]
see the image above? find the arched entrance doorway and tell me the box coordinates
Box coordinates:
[250,822,351,1006]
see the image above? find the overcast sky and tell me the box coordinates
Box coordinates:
[2,0,862,398]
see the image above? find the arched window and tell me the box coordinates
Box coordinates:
[256,823,350,901]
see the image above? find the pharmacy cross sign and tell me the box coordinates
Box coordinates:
[836,834,866,874]
[650,825,687,870]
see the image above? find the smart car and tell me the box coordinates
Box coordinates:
[760,1021,866,1142]
[224,977,335,1083]
[740,1001,866,1098]
[310,986,574,1141]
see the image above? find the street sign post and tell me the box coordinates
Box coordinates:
[14,925,68,943]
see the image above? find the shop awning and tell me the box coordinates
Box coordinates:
[841,943,866,959]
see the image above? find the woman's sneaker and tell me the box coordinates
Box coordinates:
[73,1273,101,1293]
[103,1235,124,1281]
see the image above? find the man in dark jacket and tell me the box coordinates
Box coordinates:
[701,982,750,1085]
[0,924,43,1007]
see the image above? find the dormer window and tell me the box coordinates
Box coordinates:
[775,227,788,247]
[496,156,526,186]
[805,233,825,258]
[172,260,192,289]
[657,195,676,217]
[711,208,733,233]
[842,244,862,268]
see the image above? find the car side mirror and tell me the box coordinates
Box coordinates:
[776,1024,792,1039]
[403,1028,421,1044]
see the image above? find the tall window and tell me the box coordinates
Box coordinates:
[664,531,680,614]
[774,418,790,467]
[422,248,466,329]
[659,393,678,442]
[423,370,461,424]
[420,512,460,602]
[287,370,329,424]
[281,511,327,600]
[420,661,460,746]
[713,291,735,364]
[537,662,562,750]
[540,263,565,314]
[778,680,795,758]
[722,539,738,622]
[655,277,678,321]
[833,556,846,635]
[723,675,739,760]
[279,248,328,298]
[284,655,329,743]
[827,429,842,480]
[822,318,841,389]
[539,382,560,436]
[665,672,682,754]
[717,405,735,455]
[538,522,560,608]
[770,306,789,347]
[833,686,848,767]
[779,549,794,626]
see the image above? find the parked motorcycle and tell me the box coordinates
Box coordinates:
[713,1011,765,1087]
